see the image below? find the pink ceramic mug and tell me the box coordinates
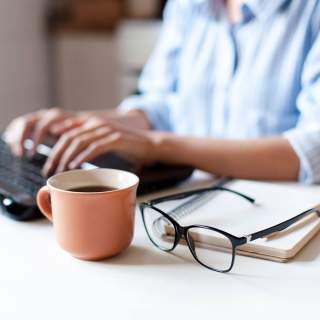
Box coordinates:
[37,168,139,261]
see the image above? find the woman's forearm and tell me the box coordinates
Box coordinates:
[154,134,300,181]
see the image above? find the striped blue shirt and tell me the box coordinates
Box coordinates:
[120,0,320,184]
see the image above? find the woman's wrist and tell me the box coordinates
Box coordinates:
[121,109,152,130]
[148,132,223,172]
[149,132,189,165]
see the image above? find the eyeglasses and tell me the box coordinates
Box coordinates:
[140,186,320,273]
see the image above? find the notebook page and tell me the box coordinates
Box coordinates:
[168,180,320,256]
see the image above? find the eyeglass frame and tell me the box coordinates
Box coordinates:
[139,186,320,273]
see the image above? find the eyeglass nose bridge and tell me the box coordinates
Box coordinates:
[173,225,197,256]
[175,225,189,243]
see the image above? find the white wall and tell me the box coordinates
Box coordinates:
[54,21,161,113]
[54,33,119,111]
[0,0,49,131]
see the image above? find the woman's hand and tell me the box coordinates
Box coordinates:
[3,108,84,157]
[42,117,160,177]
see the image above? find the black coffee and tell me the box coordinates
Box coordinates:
[68,186,117,193]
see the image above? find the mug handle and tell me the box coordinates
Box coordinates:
[37,186,53,222]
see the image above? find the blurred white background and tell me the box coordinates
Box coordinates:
[0,0,49,130]
[0,0,163,131]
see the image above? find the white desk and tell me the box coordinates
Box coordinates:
[0,172,319,320]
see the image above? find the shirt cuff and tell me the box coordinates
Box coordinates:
[284,129,320,184]
[118,94,172,131]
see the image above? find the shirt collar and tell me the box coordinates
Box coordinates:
[194,0,290,21]
[243,0,290,20]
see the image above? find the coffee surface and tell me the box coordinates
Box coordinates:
[68,185,117,193]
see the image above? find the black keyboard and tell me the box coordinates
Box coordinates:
[0,138,194,221]
[0,138,46,205]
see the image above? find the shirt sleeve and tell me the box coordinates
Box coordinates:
[284,18,320,184]
[119,0,192,131]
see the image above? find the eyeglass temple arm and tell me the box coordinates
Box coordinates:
[245,207,320,242]
[149,186,255,205]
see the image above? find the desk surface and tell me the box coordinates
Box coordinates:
[0,172,319,320]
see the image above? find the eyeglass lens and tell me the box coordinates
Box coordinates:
[142,205,234,271]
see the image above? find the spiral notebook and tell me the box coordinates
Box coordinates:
[162,179,320,262]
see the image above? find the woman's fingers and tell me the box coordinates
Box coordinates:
[16,119,36,156]
[68,133,122,170]
[43,117,157,176]
[49,117,85,136]
[42,128,86,176]
[67,129,157,170]
[3,115,38,157]
[3,108,72,157]
[56,127,113,173]
[30,109,69,156]
[42,123,110,176]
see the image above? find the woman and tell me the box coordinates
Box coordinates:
[4,0,320,183]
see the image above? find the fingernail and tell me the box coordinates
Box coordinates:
[14,147,23,157]
[56,166,64,173]
[69,162,77,169]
